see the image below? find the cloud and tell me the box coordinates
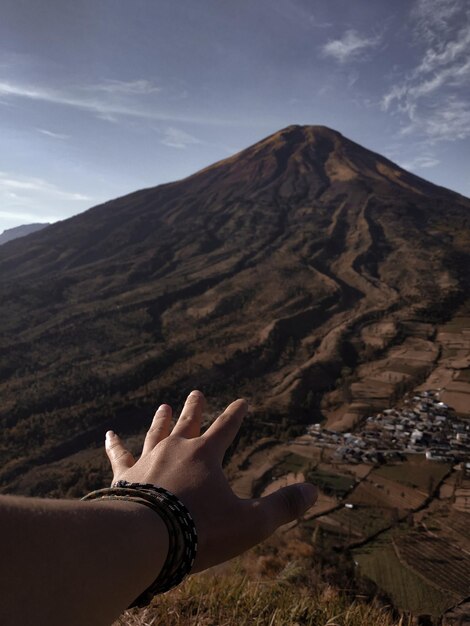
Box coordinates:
[160,127,202,149]
[85,79,161,95]
[382,0,470,141]
[322,29,381,63]
[0,209,57,225]
[400,155,441,170]
[0,79,240,126]
[0,172,91,201]
[270,1,332,29]
[412,0,463,44]
[37,128,70,140]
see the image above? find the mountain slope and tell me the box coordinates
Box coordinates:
[0,222,49,246]
[0,125,469,493]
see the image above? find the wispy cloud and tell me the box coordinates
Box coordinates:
[84,79,161,95]
[400,155,440,170]
[36,128,70,140]
[321,29,381,64]
[0,209,57,225]
[412,0,463,44]
[160,127,202,149]
[0,172,91,201]
[270,1,332,29]
[0,79,240,126]
[382,0,470,141]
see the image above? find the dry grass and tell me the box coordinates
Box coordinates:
[114,567,411,626]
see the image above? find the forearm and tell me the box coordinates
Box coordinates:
[0,495,169,626]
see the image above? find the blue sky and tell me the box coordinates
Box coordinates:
[0,0,469,233]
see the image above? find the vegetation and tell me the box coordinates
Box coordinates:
[114,566,411,626]
[305,468,355,498]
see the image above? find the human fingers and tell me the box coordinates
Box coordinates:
[171,390,205,438]
[203,398,247,459]
[141,404,173,455]
[249,483,317,540]
[105,431,136,478]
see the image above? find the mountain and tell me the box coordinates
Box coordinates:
[0,125,469,494]
[0,222,50,246]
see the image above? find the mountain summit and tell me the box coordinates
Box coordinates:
[0,125,469,493]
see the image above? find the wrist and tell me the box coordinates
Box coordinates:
[83,498,169,593]
[83,482,197,607]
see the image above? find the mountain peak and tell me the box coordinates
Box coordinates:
[184,123,439,201]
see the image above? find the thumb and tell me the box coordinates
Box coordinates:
[254,482,318,536]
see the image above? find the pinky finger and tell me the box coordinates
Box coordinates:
[105,431,135,478]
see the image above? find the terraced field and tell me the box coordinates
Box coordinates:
[349,474,426,511]
[394,532,470,599]
[373,458,450,492]
[354,534,455,617]
[316,505,393,542]
[446,509,470,543]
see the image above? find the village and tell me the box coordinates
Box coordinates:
[305,390,470,465]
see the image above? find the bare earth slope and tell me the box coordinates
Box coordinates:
[0,125,469,492]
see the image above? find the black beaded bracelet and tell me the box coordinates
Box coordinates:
[82,481,197,608]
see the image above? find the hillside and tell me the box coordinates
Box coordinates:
[0,222,50,245]
[0,124,469,494]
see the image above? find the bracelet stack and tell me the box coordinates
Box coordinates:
[82,480,198,608]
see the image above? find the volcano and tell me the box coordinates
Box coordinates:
[1,125,469,494]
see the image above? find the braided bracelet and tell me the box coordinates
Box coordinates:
[82,481,197,607]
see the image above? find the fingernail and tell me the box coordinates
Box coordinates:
[189,389,203,398]
[298,484,318,509]
[106,430,115,440]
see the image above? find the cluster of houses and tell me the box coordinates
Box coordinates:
[306,390,470,465]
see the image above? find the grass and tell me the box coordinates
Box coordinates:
[275,452,308,474]
[114,568,411,626]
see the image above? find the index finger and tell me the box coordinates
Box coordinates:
[203,398,248,459]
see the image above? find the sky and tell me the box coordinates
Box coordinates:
[0,0,469,234]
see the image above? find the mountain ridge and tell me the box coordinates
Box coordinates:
[0,222,50,246]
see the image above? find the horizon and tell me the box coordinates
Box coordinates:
[1,0,470,234]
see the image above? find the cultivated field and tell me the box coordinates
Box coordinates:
[394,531,470,599]
[316,505,393,542]
[349,473,426,511]
[354,534,454,617]
[373,457,450,492]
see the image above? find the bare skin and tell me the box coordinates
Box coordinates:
[0,391,318,626]
[105,390,318,572]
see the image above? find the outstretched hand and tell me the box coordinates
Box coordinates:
[105,390,317,572]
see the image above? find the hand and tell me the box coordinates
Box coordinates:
[105,390,317,572]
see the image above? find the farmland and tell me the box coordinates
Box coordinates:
[394,532,470,599]
[316,505,393,542]
[348,474,426,511]
[225,358,470,624]
[373,457,450,492]
[354,534,456,617]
